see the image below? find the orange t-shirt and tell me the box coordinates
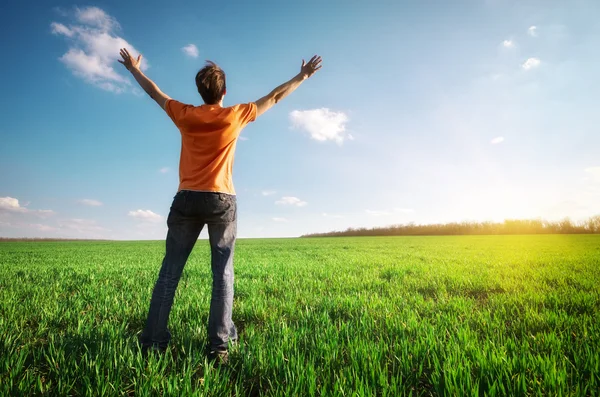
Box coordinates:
[165,100,257,195]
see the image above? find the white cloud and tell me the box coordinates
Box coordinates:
[322,212,344,219]
[275,196,308,207]
[53,7,70,17]
[51,6,148,93]
[528,26,538,37]
[159,167,170,174]
[128,209,163,222]
[0,197,55,217]
[55,218,110,237]
[0,197,27,213]
[272,217,288,222]
[78,199,103,206]
[2,217,111,239]
[60,48,128,90]
[366,210,391,217]
[491,136,505,144]
[1,222,60,233]
[75,6,119,31]
[290,108,351,144]
[393,208,415,214]
[29,223,59,232]
[522,57,541,70]
[502,40,514,48]
[262,190,276,196]
[50,22,74,37]
[35,210,56,218]
[182,44,199,58]
[239,136,249,141]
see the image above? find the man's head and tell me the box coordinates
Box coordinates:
[195,61,226,105]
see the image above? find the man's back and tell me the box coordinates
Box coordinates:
[165,100,257,195]
[118,47,321,359]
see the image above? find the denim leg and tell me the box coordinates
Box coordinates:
[140,202,203,350]
[207,220,237,352]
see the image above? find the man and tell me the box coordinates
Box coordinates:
[118,48,322,362]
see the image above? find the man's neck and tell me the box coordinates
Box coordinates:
[204,99,224,107]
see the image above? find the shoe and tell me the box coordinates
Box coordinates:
[141,344,167,358]
[208,350,229,366]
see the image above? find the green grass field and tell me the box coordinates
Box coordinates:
[1,235,599,396]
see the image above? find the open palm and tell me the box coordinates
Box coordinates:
[300,55,322,79]
[118,48,142,71]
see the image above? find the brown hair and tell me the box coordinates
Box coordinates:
[195,61,226,105]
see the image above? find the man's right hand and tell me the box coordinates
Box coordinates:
[300,55,323,80]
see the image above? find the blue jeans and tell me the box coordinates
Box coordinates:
[139,190,238,353]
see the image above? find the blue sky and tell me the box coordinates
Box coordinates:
[1,0,600,239]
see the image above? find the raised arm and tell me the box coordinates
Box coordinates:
[255,55,322,117]
[118,48,171,110]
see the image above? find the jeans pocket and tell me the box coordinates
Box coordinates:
[172,191,188,213]
[212,194,236,222]
[217,193,230,203]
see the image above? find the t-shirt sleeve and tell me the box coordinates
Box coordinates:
[165,99,191,127]
[235,102,257,126]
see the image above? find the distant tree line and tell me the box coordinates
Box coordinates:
[302,216,600,237]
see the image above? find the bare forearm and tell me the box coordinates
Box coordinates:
[255,73,306,117]
[254,55,321,118]
[118,48,170,109]
[270,73,306,103]
[130,68,165,100]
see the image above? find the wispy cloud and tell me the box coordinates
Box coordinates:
[0,197,55,218]
[159,167,170,174]
[75,6,119,31]
[365,209,391,217]
[290,108,351,144]
[1,222,60,233]
[51,6,148,93]
[262,190,277,196]
[522,57,541,70]
[128,209,163,222]
[275,196,308,207]
[393,208,415,214]
[1,201,114,238]
[322,212,344,219]
[528,25,538,37]
[58,218,109,234]
[78,199,103,206]
[239,136,249,141]
[34,211,55,218]
[272,217,288,222]
[29,223,60,232]
[491,136,505,144]
[181,44,199,58]
[502,39,515,48]
[51,22,74,37]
